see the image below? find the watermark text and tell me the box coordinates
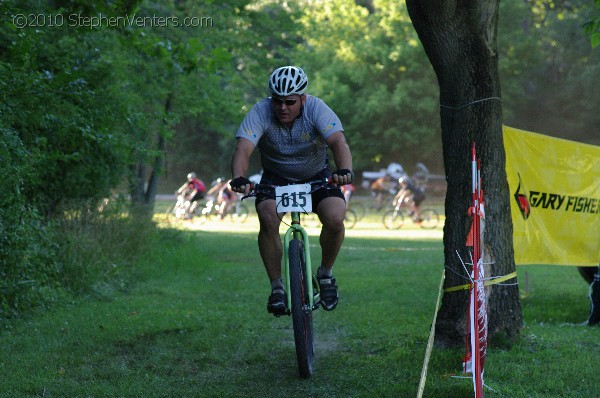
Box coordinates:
[12,13,213,29]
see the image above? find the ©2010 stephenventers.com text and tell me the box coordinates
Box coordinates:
[12,13,214,29]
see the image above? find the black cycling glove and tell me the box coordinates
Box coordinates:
[230,176,251,189]
[333,169,354,184]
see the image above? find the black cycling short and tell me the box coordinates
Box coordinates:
[256,169,345,212]
[191,192,205,202]
[413,189,426,206]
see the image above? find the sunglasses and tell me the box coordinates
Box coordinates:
[271,96,298,106]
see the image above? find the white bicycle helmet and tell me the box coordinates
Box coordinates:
[187,172,196,179]
[386,163,405,179]
[268,66,308,96]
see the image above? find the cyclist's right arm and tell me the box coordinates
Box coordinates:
[230,137,255,194]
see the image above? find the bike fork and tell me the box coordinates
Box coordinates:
[283,225,319,312]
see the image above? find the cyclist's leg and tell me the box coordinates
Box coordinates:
[256,198,286,314]
[374,191,383,210]
[256,199,283,281]
[218,200,227,219]
[413,194,425,221]
[316,196,346,269]
[314,190,345,311]
[189,192,203,213]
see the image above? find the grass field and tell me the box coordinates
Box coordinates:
[1,210,598,397]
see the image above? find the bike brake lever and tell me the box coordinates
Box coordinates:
[240,183,256,201]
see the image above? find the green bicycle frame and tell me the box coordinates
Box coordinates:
[283,211,318,311]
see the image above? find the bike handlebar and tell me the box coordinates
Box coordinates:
[241,178,334,201]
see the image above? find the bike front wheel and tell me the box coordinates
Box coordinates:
[191,205,208,225]
[165,204,176,223]
[382,209,405,230]
[418,209,440,229]
[165,203,186,223]
[289,239,314,378]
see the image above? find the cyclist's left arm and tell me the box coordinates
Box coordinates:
[325,131,353,186]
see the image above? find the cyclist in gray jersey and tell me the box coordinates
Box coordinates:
[230,66,354,316]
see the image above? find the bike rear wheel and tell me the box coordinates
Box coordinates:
[344,209,357,229]
[289,239,314,378]
[349,201,366,220]
[382,209,405,229]
[418,209,439,229]
[228,202,249,223]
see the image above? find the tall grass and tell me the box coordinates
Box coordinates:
[1,196,158,322]
[1,224,598,397]
[54,198,156,298]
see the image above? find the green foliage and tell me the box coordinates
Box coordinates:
[52,198,156,298]
[0,128,61,319]
[0,129,157,320]
[294,0,441,172]
[0,0,297,317]
[162,0,302,181]
[1,1,139,216]
[583,0,600,47]
[499,0,600,144]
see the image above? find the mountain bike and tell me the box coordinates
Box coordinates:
[195,196,249,224]
[382,190,439,230]
[165,193,205,223]
[243,180,335,378]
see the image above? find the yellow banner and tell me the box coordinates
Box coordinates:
[503,126,600,266]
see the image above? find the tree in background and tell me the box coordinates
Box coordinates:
[499,0,600,146]
[295,0,442,172]
[406,0,523,346]
[1,0,142,217]
[0,0,152,316]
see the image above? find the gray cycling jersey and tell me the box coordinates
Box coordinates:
[235,95,344,182]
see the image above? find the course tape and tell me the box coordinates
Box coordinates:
[443,271,518,293]
[417,269,445,398]
[344,246,440,252]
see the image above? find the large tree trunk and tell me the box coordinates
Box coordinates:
[406,1,523,346]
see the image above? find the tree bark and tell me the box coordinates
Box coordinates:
[406,0,523,347]
[129,93,172,219]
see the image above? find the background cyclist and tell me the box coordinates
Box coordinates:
[176,172,206,218]
[217,178,237,219]
[397,175,426,222]
[229,65,354,316]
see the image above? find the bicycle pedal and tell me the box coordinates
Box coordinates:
[271,308,290,317]
[311,274,321,309]
[276,309,291,317]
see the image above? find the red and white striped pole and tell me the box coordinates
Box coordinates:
[471,142,484,398]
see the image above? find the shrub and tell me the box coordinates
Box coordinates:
[0,128,157,320]
[0,128,61,320]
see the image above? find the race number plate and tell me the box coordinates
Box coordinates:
[275,184,312,213]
